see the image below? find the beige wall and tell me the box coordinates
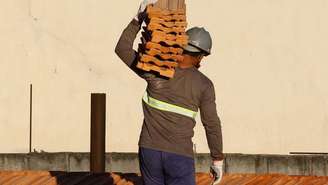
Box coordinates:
[1,0,327,154]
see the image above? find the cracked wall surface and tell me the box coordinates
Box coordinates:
[0,0,328,154]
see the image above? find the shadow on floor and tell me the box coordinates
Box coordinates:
[49,171,143,185]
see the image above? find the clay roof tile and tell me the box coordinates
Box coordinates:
[0,171,327,185]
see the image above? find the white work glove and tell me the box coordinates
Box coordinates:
[210,160,223,185]
[134,0,158,22]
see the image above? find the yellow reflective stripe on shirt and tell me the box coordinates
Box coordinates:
[142,91,197,119]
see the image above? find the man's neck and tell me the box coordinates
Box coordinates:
[178,63,194,69]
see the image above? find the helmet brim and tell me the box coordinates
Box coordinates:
[184,44,202,53]
[184,44,211,56]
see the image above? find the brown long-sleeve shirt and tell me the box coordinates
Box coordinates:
[115,19,224,160]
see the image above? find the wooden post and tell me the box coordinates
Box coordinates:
[29,84,33,153]
[90,93,106,173]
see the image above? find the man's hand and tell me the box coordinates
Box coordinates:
[134,0,158,22]
[210,160,223,185]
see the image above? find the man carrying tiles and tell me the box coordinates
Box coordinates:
[115,0,224,184]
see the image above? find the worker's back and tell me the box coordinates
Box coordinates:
[139,66,213,158]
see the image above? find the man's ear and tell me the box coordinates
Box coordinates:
[178,55,185,63]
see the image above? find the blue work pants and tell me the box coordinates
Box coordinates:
[139,147,196,185]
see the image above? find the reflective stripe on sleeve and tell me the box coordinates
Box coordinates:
[142,91,197,119]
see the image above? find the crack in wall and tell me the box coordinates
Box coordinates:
[28,0,38,21]
[26,0,98,76]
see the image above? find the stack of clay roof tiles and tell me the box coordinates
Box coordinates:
[137,0,188,78]
[1,171,328,185]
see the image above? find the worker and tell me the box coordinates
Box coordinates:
[115,0,224,185]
